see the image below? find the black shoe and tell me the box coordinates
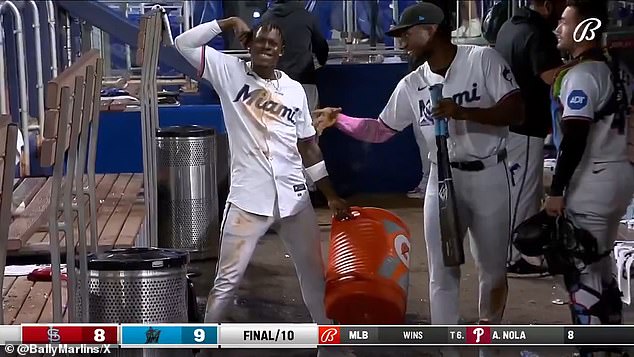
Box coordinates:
[507,258,549,278]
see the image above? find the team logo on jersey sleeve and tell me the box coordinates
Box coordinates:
[502,66,514,84]
[419,99,434,126]
[567,90,588,110]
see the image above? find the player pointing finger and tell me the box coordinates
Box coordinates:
[315,3,523,357]
[313,107,341,135]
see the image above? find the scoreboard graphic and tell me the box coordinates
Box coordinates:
[1,324,634,348]
[120,324,218,348]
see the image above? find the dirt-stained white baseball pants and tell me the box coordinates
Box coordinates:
[565,161,634,324]
[205,201,354,357]
[424,160,510,357]
[204,200,330,324]
[506,132,545,265]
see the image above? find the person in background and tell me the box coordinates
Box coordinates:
[452,0,482,38]
[549,2,632,351]
[261,0,329,111]
[261,0,329,195]
[494,0,566,277]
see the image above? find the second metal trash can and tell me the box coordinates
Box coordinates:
[77,248,191,357]
[80,248,190,323]
[156,125,219,260]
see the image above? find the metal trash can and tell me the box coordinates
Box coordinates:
[76,248,191,356]
[80,248,190,323]
[156,125,219,260]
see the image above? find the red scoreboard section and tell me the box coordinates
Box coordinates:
[21,324,119,345]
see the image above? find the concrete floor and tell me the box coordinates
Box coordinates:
[186,195,634,357]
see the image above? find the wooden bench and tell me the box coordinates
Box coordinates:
[5,50,104,323]
[8,50,103,253]
[0,116,19,324]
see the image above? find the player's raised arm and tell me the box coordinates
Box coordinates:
[435,48,524,127]
[312,76,417,143]
[296,96,351,219]
[174,17,249,88]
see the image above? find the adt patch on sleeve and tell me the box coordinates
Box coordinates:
[567,90,589,110]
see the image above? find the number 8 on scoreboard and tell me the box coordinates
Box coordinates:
[78,326,118,344]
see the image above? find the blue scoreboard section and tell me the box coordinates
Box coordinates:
[121,324,218,348]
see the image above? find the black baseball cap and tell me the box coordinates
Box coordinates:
[385,2,445,37]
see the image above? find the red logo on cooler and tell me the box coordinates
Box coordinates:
[466,327,491,344]
[319,326,340,344]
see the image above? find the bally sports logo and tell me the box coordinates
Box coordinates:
[573,18,602,43]
[319,326,341,344]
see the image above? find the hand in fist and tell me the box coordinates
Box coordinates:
[312,107,342,135]
[230,17,252,48]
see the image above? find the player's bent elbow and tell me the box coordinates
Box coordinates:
[174,36,193,55]
[173,37,187,57]
[173,39,199,68]
[174,35,184,50]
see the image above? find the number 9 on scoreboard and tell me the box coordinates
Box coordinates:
[181,326,218,345]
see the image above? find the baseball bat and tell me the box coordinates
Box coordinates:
[429,84,465,267]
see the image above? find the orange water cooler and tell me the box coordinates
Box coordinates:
[324,206,411,324]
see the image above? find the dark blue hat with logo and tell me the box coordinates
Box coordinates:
[385,2,446,37]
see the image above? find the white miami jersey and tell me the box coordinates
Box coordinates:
[380,45,519,163]
[557,61,629,163]
[175,20,315,218]
[377,70,428,136]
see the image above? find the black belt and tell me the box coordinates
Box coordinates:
[450,149,507,172]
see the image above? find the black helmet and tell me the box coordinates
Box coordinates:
[512,210,554,257]
[513,211,608,276]
[481,0,510,44]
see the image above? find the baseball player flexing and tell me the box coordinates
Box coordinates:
[174,17,352,354]
[547,0,634,335]
[315,2,523,340]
